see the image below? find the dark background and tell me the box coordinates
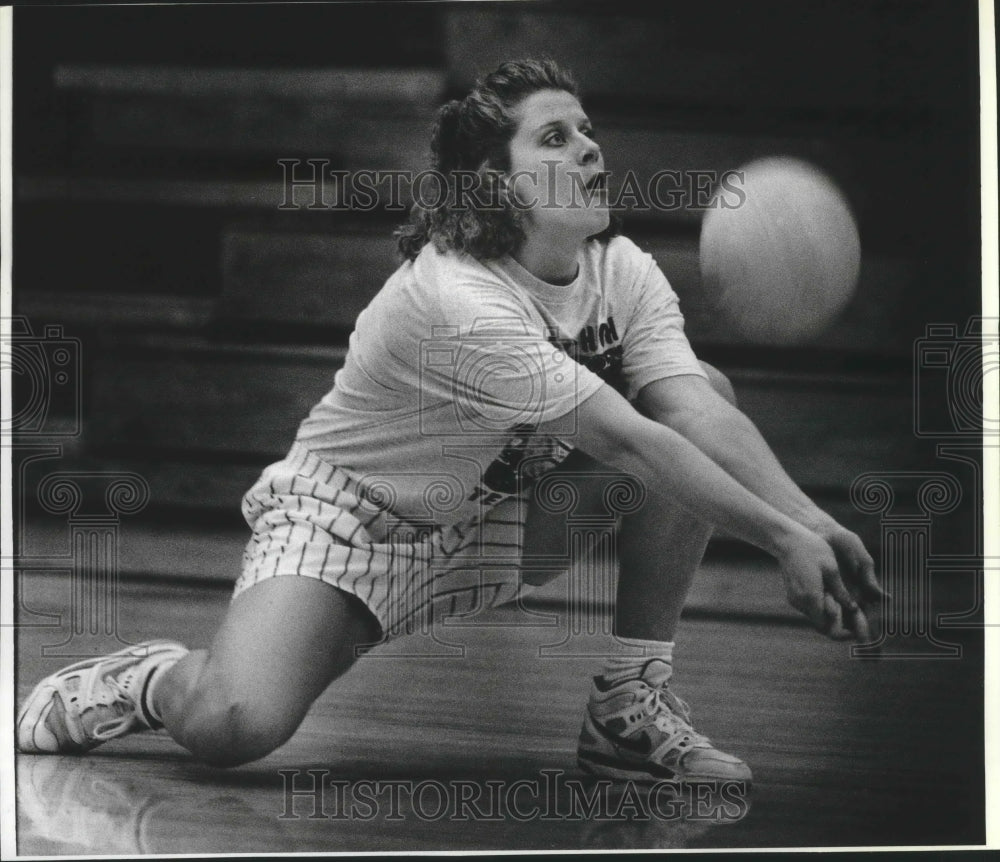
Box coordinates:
[10,0,985,549]
[8,2,988,850]
[14,1,980,322]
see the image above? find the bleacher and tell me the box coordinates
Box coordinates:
[12,2,980,593]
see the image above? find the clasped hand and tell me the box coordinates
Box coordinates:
[776,523,887,642]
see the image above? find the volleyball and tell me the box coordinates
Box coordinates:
[699,156,861,345]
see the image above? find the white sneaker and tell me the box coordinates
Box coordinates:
[577,659,752,784]
[17,640,188,754]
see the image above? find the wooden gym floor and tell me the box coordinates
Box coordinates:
[12,566,986,854]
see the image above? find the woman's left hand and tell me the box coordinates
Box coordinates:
[812,522,888,641]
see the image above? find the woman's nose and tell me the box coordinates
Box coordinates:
[578,136,601,165]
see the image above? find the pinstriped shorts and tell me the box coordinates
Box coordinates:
[233,443,536,640]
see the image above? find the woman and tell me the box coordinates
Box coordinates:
[18,59,883,784]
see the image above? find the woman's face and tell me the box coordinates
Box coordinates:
[505,89,610,242]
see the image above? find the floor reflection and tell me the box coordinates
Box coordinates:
[17,754,288,855]
[17,754,750,854]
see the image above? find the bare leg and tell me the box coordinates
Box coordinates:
[614,497,712,642]
[153,577,379,767]
[524,450,709,641]
[526,365,754,784]
[525,362,737,642]
[616,363,737,641]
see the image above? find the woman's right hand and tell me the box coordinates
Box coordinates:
[775,526,872,642]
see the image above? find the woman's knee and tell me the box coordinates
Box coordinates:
[177,677,306,767]
[169,577,373,766]
[699,361,738,407]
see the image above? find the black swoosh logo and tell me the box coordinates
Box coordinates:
[590,715,653,756]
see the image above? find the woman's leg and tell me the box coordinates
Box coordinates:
[522,449,710,640]
[16,576,379,764]
[154,576,379,767]
[523,362,737,630]
[614,362,738,640]
[528,363,751,783]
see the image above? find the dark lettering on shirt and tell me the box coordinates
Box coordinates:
[470,315,624,504]
[550,314,626,395]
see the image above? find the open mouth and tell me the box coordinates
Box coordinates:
[585,171,608,193]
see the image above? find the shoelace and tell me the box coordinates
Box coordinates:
[639,684,709,744]
[81,662,138,741]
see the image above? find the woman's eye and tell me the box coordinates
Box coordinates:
[545,132,565,146]
[582,128,596,139]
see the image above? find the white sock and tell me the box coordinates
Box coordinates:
[140,658,180,727]
[599,637,674,685]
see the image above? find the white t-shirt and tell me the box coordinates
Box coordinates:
[296,235,706,527]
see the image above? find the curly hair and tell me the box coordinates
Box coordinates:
[395,58,622,262]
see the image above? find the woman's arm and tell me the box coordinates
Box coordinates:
[636,373,885,615]
[543,383,872,639]
[637,374,834,529]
